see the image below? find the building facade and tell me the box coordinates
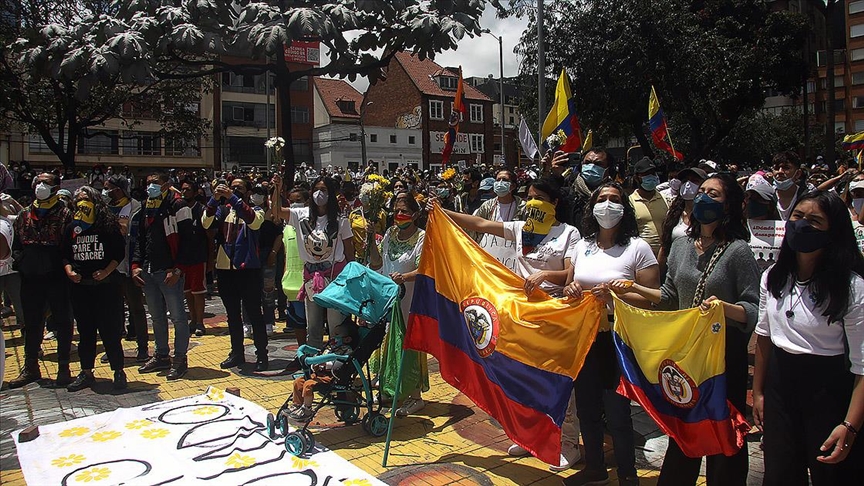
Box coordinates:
[364,52,494,171]
[467,75,527,166]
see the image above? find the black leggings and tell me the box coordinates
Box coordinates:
[22,274,72,364]
[71,280,125,371]
[217,268,267,358]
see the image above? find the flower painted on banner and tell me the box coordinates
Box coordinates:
[59,427,90,437]
[125,419,152,430]
[74,466,111,483]
[289,456,319,469]
[141,428,170,440]
[51,454,86,468]
[192,405,221,416]
[225,453,255,468]
[343,480,373,486]
[206,388,225,401]
[91,431,122,442]
[440,167,456,181]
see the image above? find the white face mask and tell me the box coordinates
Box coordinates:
[679,181,700,201]
[313,190,328,207]
[34,182,54,201]
[592,200,625,229]
[250,194,265,206]
[853,198,864,215]
[668,178,682,195]
[290,202,306,209]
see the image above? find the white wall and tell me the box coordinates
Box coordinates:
[313,124,422,170]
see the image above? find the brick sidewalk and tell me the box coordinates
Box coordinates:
[0,297,764,485]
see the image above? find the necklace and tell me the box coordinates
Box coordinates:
[785,278,810,318]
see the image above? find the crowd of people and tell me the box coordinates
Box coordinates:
[0,147,862,485]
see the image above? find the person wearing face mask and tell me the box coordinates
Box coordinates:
[348,184,387,264]
[846,175,864,254]
[89,165,106,191]
[477,177,496,202]
[279,187,310,343]
[179,179,209,338]
[456,169,483,215]
[339,180,362,216]
[436,177,584,471]
[630,157,669,258]
[202,177,269,371]
[546,147,615,232]
[658,167,708,273]
[472,170,524,271]
[101,175,148,362]
[744,174,781,223]
[8,173,74,388]
[753,191,864,485]
[271,174,355,372]
[250,185,283,337]
[612,173,761,486]
[62,186,127,391]
[132,172,194,381]
[561,182,660,486]
[657,161,685,205]
[772,151,809,221]
[368,194,429,417]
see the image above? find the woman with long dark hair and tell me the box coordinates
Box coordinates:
[62,186,127,391]
[753,191,864,485]
[658,167,707,273]
[561,182,659,486]
[272,174,355,354]
[613,173,761,485]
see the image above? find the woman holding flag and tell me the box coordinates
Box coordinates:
[752,191,864,485]
[561,182,659,486]
[612,173,761,486]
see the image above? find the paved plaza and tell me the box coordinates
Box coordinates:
[0,297,765,485]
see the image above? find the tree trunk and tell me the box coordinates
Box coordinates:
[274,51,295,190]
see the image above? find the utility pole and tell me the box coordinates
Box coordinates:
[482,29,507,167]
[360,101,372,169]
[537,0,545,146]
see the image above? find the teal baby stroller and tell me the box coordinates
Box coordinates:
[265,262,400,456]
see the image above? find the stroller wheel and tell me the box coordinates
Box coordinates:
[284,431,308,456]
[277,412,291,437]
[362,411,389,437]
[334,404,360,424]
[266,413,277,439]
[300,429,315,453]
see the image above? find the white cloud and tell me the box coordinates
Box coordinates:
[318,5,529,93]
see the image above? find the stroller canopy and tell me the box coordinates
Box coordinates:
[313,262,400,324]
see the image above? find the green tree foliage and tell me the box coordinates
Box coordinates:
[513,0,809,163]
[0,0,210,169]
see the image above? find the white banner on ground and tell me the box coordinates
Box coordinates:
[14,386,384,486]
[748,220,785,273]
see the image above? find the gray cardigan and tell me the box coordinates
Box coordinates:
[660,237,761,332]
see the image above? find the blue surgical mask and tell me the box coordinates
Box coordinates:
[640,174,660,192]
[146,183,163,199]
[437,188,450,199]
[493,181,511,197]
[581,163,606,188]
[773,178,795,192]
[692,193,725,224]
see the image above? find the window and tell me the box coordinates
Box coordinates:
[852,24,864,38]
[469,133,484,153]
[806,80,816,93]
[429,100,444,120]
[78,130,119,155]
[290,106,309,124]
[469,104,483,123]
[370,134,378,143]
[337,100,356,114]
[854,96,864,109]
[835,99,846,111]
[509,116,515,125]
[291,77,308,91]
[851,0,864,14]
[123,131,161,156]
[854,73,864,85]
[817,50,846,66]
[835,122,846,134]
[165,137,199,157]
[408,135,416,145]
[856,120,864,131]
[438,76,458,91]
[389,135,397,144]
[819,76,845,89]
[349,133,358,141]
[28,132,58,154]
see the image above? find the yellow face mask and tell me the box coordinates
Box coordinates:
[74,200,96,225]
[522,199,556,235]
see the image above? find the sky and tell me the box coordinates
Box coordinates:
[322,6,531,93]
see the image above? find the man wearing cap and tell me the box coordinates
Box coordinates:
[629,157,669,257]
[477,177,496,203]
[103,175,149,362]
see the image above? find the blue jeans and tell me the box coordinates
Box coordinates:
[141,269,189,358]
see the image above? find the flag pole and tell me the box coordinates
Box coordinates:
[859,149,863,171]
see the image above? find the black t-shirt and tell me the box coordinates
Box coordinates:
[63,223,125,280]
[258,218,283,255]
[186,202,209,265]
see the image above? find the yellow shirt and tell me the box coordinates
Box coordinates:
[349,208,387,260]
[629,190,668,257]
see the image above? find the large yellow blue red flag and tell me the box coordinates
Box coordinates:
[404,204,603,465]
[649,86,685,161]
[541,69,583,152]
[842,131,864,152]
[442,67,467,166]
[611,294,749,458]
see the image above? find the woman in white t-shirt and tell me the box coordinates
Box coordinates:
[436,177,583,471]
[753,191,864,485]
[273,175,355,353]
[561,181,659,485]
[846,174,864,254]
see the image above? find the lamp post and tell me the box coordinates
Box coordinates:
[482,29,506,167]
[360,101,373,170]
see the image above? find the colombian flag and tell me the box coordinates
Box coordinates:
[842,131,864,152]
[541,69,583,152]
[611,295,749,458]
[649,86,685,161]
[442,67,467,166]
[404,205,603,465]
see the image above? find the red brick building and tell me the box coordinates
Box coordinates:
[364,52,494,170]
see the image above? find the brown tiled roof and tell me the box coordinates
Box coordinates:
[314,77,363,119]
[394,51,493,102]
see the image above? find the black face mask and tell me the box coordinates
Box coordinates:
[746,200,770,219]
[785,218,831,253]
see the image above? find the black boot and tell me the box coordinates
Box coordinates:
[8,359,41,389]
[255,354,269,372]
[55,363,73,387]
[167,356,187,380]
[220,353,244,369]
[67,370,95,392]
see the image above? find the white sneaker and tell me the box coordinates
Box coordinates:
[243,325,252,338]
[44,331,55,340]
[266,324,274,337]
[395,397,425,417]
[549,445,581,472]
[507,444,530,456]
